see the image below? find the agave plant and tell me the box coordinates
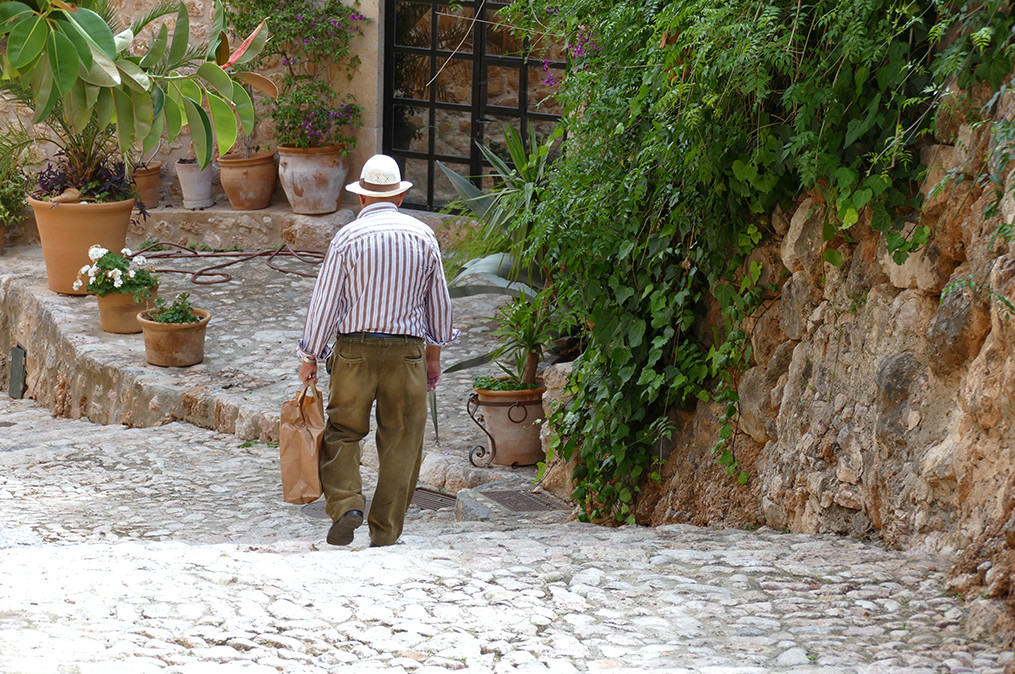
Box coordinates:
[0,0,278,170]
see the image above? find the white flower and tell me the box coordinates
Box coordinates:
[128,270,136,278]
[87,265,99,278]
[72,280,83,290]
[79,265,91,275]
[113,277,123,288]
[133,255,148,267]
[88,246,108,261]
[121,247,132,256]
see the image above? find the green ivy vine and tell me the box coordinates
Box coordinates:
[496,0,1015,523]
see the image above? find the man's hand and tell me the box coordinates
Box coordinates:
[426,345,441,392]
[299,360,318,383]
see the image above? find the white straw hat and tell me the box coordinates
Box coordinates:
[346,154,413,197]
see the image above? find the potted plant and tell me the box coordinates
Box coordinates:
[0,123,30,255]
[218,137,276,210]
[137,292,211,367]
[0,0,277,293]
[175,155,215,209]
[226,0,367,214]
[132,147,163,210]
[74,245,159,334]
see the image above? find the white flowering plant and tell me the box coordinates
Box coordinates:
[74,246,158,301]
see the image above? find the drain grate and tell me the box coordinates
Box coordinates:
[481,490,570,512]
[300,487,457,519]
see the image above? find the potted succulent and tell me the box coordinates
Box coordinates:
[74,245,159,334]
[0,0,276,293]
[226,0,366,214]
[137,292,211,367]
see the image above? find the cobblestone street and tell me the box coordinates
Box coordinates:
[1,397,1014,673]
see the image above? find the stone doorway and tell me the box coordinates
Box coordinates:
[383,0,565,210]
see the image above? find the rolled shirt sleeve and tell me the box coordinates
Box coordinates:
[423,245,460,346]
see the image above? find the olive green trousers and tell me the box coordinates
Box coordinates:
[321,334,427,546]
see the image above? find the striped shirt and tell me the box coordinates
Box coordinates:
[297,202,459,361]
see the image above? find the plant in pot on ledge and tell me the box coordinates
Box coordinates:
[0,122,30,255]
[74,245,159,334]
[0,0,276,294]
[227,0,366,215]
[138,292,211,367]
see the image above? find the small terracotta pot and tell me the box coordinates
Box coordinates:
[132,161,162,209]
[96,290,156,334]
[277,146,348,215]
[219,151,276,210]
[138,308,211,367]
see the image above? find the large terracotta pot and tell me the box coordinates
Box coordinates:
[175,160,214,209]
[471,381,547,467]
[28,196,134,295]
[277,146,348,215]
[132,161,162,209]
[96,290,156,334]
[219,151,276,210]
[138,308,211,367]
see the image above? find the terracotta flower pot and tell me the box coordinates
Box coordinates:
[472,382,547,467]
[138,308,211,367]
[218,151,276,210]
[277,146,348,215]
[132,161,162,209]
[28,196,134,295]
[96,291,156,334]
[175,160,214,209]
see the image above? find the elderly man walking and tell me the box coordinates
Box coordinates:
[297,154,457,547]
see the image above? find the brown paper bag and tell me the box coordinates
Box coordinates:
[279,380,325,504]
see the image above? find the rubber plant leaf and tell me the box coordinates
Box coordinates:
[46,28,79,95]
[131,87,154,142]
[77,43,119,86]
[117,59,150,92]
[166,2,190,68]
[206,0,225,61]
[139,22,168,68]
[94,86,114,128]
[0,2,33,35]
[223,18,267,69]
[230,81,255,136]
[53,20,92,70]
[8,14,49,70]
[163,82,183,141]
[232,71,277,99]
[141,105,165,154]
[196,62,233,99]
[206,91,237,156]
[60,6,116,59]
[112,28,133,54]
[61,78,91,133]
[214,31,230,66]
[30,60,59,124]
[182,96,214,168]
[112,86,135,154]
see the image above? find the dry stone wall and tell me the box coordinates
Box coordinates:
[538,87,1015,635]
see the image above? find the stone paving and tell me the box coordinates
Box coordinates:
[2,396,1015,673]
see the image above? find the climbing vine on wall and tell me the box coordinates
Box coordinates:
[497,0,1015,523]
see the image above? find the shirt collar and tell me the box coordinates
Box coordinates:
[358,202,399,219]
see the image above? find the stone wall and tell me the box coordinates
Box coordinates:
[539,87,1015,637]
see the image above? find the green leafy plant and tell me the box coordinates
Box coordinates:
[0,122,30,229]
[226,0,368,152]
[148,292,201,324]
[73,244,158,300]
[0,0,277,172]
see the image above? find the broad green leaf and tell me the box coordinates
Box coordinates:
[142,106,165,154]
[842,207,859,227]
[131,88,154,141]
[230,81,254,136]
[8,14,49,69]
[163,90,183,141]
[46,28,78,95]
[78,44,119,86]
[112,87,135,154]
[182,96,213,168]
[197,62,233,99]
[232,71,277,98]
[207,0,225,60]
[53,20,92,69]
[117,59,150,92]
[214,31,230,66]
[436,160,493,217]
[206,92,236,156]
[94,87,115,128]
[179,78,202,102]
[139,23,168,68]
[166,3,190,67]
[31,61,59,123]
[852,188,873,210]
[113,28,134,54]
[628,320,646,348]
[0,2,33,35]
[61,7,115,59]
[62,78,91,132]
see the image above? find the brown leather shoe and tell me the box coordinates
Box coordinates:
[326,510,363,546]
